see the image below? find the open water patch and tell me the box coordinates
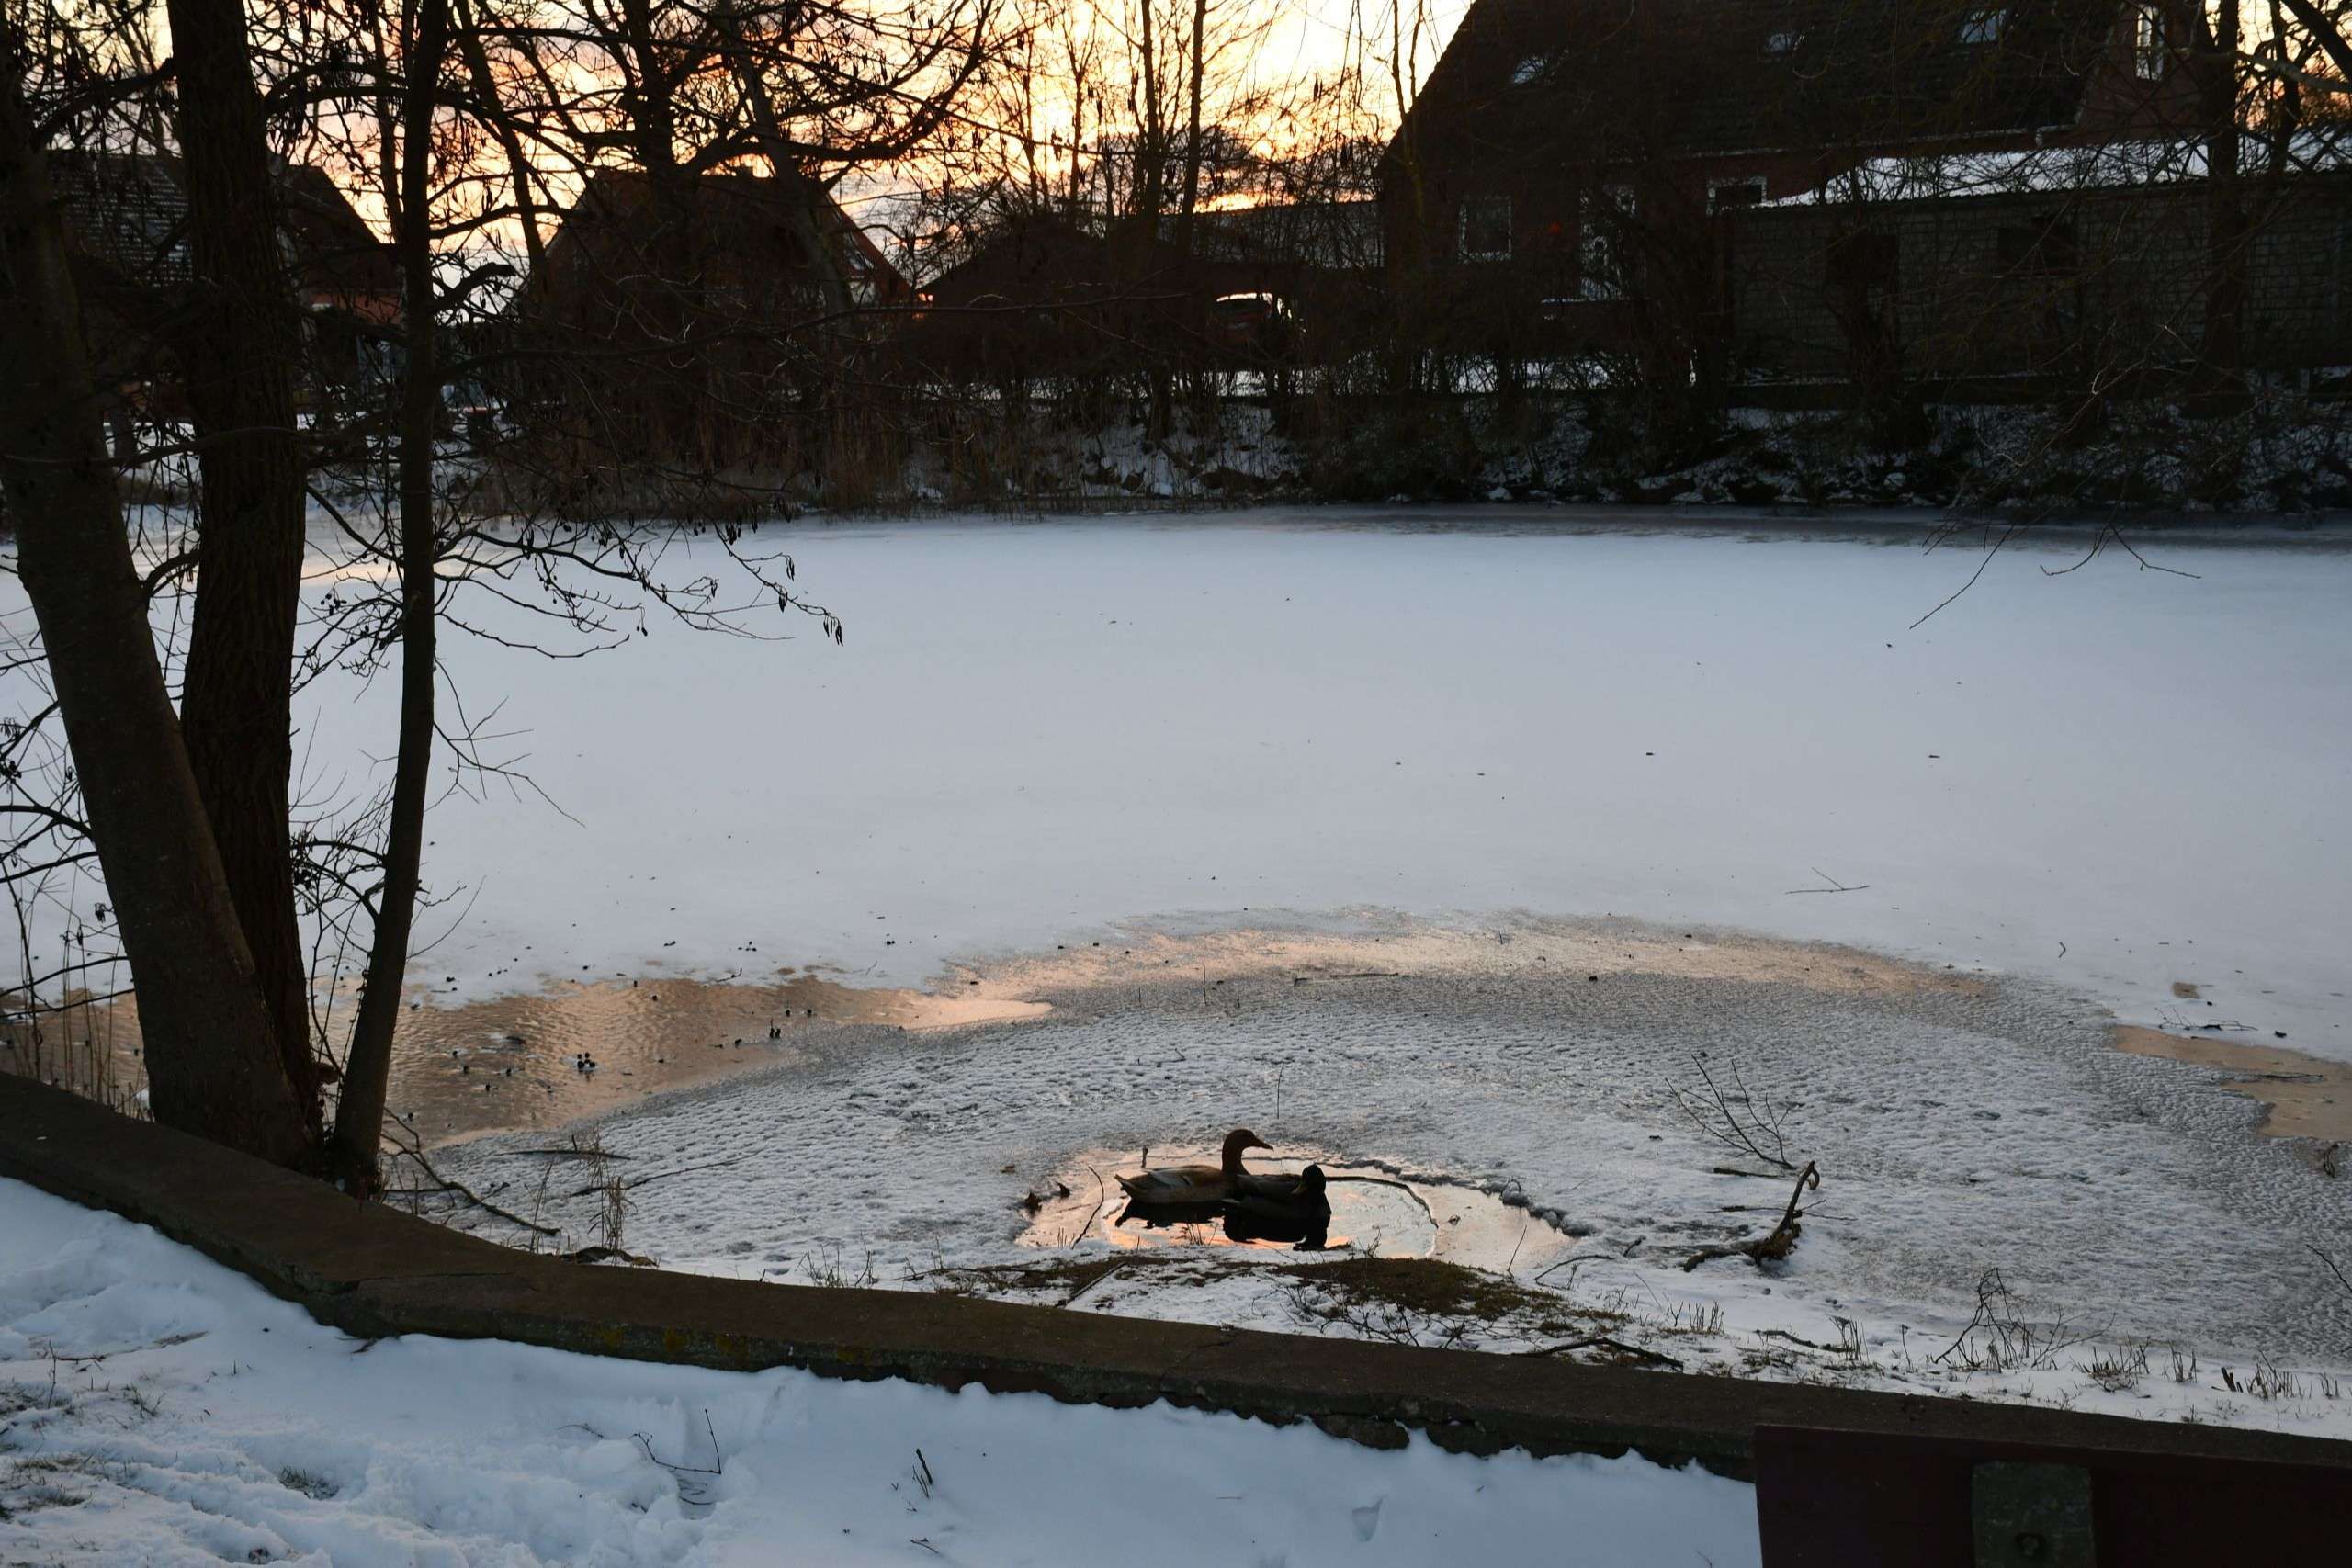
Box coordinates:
[1018,1145,1580,1272]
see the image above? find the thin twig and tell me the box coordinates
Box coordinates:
[384,1112,560,1236]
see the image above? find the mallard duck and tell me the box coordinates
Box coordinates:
[1222,1165,1331,1248]
[1232,1164,1319,1201]
[1115,1128,1271,1207]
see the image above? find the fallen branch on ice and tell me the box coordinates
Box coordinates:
[1680,1161,1819,1271]
[385,1113,560,1237]
[1516,1336,1684,1370]
[1783,867,1870,895]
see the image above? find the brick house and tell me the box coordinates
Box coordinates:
[1382,0,2213,367]
[48,152,403,431]
[518,167,912,460]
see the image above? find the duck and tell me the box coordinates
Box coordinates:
[1232,1163,1320,1202]
[1115,1128,1271,1207]
[1222,1165,1331,1249]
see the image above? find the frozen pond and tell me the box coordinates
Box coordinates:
[7,507,2351,1434]
[281,507,2352,1065]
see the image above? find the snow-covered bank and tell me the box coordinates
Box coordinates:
[290,513,2352,1057]
[0,1177,1760,1566]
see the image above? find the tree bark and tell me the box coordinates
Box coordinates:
[1175,0,1209,259]
[2198,0,2247,411]
[0,41,314,1166]
[164,0,321,1125]
[328,0,448,1196]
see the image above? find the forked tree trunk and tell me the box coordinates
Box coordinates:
[0,44,314,1166]
[451,0,548,280]
[327,0,448,1196]
[164,0,322,1125]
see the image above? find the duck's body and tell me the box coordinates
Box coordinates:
[1222,1165,1331,1249]
[1115,1129,1270,1207]
[1231,1167,1317,1201]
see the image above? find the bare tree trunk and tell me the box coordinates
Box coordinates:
[1136,0,1165,229]
[164,0,321,1127]
[452,0,548,279]
[1133,0,1173,437]
[719,8,853,318]
[1175,0,1208,258]
[328,0,448,1196]
[2199,0,2246,410]
[0,42,313,1166]
[618,0,716,461]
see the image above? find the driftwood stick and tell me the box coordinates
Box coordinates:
[1065,1165,1107,1248]
[1516,1336,1684,1370]
[1681,1161,1819,1272]
[1061,1258,1125,1307]
[386,1113,560,1237]
[2312,1244,2352,1299]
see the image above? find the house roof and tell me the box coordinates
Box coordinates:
[919,215,1124,306]
[278,164,400,309]
[46,151,192,292]
[1193,200,1385,270]
[48,152,400,319]
[1393,0,2136,170]
[537,167,907,301]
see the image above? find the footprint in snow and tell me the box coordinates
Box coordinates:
[1351,1498,1383,1542]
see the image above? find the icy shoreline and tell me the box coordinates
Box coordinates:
[423,913,2352,1442]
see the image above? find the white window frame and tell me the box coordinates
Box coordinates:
[2134,6,2166,79]
[1959,7,2008,44]
[1458,194,1513,262]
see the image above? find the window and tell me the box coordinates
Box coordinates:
[1765,30,1802,56]
[1458,195,1513,262]
[1708,177,1767,215]
[2134,6,2167,79]
[1959,7,2007,43]
[1578,186,1635,299]
[1511,53,1554,85]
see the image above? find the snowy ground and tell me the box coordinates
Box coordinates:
[0,1178,1759,1567]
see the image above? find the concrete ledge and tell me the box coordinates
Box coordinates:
[6,1072,2348,1482]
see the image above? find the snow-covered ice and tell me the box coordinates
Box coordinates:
[427,917,2352,1441]
[291,511,2352,1056]
[0,1177,1761,1566]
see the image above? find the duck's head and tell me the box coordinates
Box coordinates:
[1221,1128,1273,1169]
[1296,1164,1328,1196]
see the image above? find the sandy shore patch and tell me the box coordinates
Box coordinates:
[2111,1024,2350,1143]
[958,914,1996,1006]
